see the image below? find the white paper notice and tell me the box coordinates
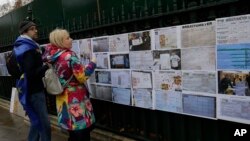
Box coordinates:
[96,71,111,84]
[95,53,109,69]
[72,40,80,58]
[216,14,250,45]
[79,38,92,65]
[129,51,154,70]
[153,71,182,91]
[181,47,215,70]
[181,21,216,48]
[153,49,181,70]
[133,89,152,109]
[94,85,112,101]
[160,54,171,70]
[217,95,250,124]
[111,71,131,88]
[155,90,182,113]
[112,88,131,105]
[182,71,216,94]
[154,26,179,49]
[92,36,109,52]
[132,71,152,88]
[183,94,216,118]
[109,33,129,52]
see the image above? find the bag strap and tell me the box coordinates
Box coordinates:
[84,82,90,98]
[62,74,74,88]
[52,50,74,88]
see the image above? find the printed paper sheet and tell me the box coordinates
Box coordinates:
[183,94,216,118]
[217,95,250,124]
[154,26,179,50]
[153,71,182,91]
[181,21,216,48]
[112,88,131,105]
[111,71,131,88]
[182,71,216,94]
[133,89,152,109]
[181,47,215,70]
[155,90,182,113]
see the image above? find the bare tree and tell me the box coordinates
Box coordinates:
[14,0,22,9]
[0,0,33,17]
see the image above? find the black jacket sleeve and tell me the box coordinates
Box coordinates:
[22,49,49,94]
[22,49,48,79]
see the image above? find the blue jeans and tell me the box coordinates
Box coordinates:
[28,91,51,141]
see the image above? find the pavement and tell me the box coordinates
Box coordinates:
[0,105,136,141]
[0,107,68,141]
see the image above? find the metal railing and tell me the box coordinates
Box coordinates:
[1,0,249,140]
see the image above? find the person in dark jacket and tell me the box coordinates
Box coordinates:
[14,20,51,141]
[219,74,233,94]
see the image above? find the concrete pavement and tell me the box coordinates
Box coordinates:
[0,103,136,141]
[0,107,68,141]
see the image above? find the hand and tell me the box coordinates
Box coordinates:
[91,57,97,63]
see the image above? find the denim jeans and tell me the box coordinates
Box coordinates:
[28,91,51,141]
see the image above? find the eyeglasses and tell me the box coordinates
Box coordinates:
[28,26,37,31]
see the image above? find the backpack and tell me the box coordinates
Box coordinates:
[43,67,73,95]
[43,50,73,95]
[6,50,22,79]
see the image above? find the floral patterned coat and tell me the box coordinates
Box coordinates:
[44,44,96,131]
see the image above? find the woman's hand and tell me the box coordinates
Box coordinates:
[91,57,97,63]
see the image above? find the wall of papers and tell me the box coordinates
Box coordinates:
[216,14,250,124]
[2,14,250,124]
[0,51,11,76]
[84,21,219,121]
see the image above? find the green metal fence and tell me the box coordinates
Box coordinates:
[1,0,249,140]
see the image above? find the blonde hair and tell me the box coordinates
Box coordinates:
[49,29,69,48]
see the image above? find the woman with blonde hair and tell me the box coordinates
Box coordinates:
[43,29,96,141]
